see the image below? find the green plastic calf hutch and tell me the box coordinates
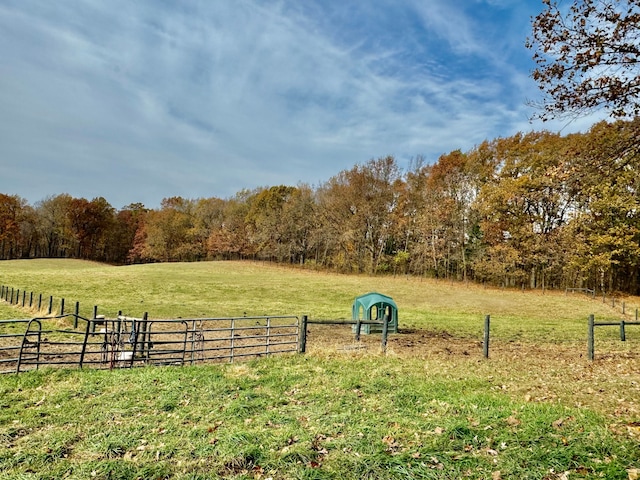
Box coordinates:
[352,292,398,334]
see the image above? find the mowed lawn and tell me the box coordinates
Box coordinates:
[0,259,639,479]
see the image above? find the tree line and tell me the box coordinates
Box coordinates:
[2,119,640,294]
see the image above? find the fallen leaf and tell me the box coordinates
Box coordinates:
[505,416,521,426]
[552,416,574,429]
[382,435,396,446]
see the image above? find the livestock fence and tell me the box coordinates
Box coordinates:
[0,284,99,320]
[0,313,301,374]
[565,287,640,317]
[0,312,401,374]
[298,315,395,354]
[0,288,403,375]
[587,314,640,361]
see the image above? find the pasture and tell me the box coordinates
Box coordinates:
[0,259,639,479]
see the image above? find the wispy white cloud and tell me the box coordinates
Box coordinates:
[0,0,601,208]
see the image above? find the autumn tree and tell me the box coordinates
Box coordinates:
[244,184,317,265]
[0,194,28,259]
[426,150,483,281]
[16,204,39,259]
[564,119,640,293]
[67,197,115,260]
[391,156,430,275]
[109,203,147,264]
[35,194,74,258]
[245,186,298,262]
[527,0,640,119]
[475,132,576,289]
[316,157,400,274]
[277,185,317,265]
[142,197,201,262]
[206,190,255,260]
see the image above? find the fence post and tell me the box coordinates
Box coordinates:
[21,290,26,307]
[588,314,595,361]
[299,315,308,354]
[60,298,65,316]
[29,291,33,308]
[265,317,271,355]
[620,320,626,342]
[355,318,362,342]
[74,301,80,329]
[230,318,235,362]
[91,306,100,333]
[79,318,92,369]
[48,296,53,315]
[11,288,14,304]
[38,293,42,311]
[129,314,138,361]
[140,312,149,359]
[381,314,389,353]
[483,315,491,359]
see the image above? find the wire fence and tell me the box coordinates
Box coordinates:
[0,313,300,374]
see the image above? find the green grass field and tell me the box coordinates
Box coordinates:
[0,258,628,339]
[0,259,639,479]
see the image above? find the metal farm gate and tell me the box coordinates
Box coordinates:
[0,314,300,374]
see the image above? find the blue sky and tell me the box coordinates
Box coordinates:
[0,1,603,209]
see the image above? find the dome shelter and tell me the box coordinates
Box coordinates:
[352,292,398,334]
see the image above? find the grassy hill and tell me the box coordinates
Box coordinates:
[0,259,639,479]
[0,258,628,338]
